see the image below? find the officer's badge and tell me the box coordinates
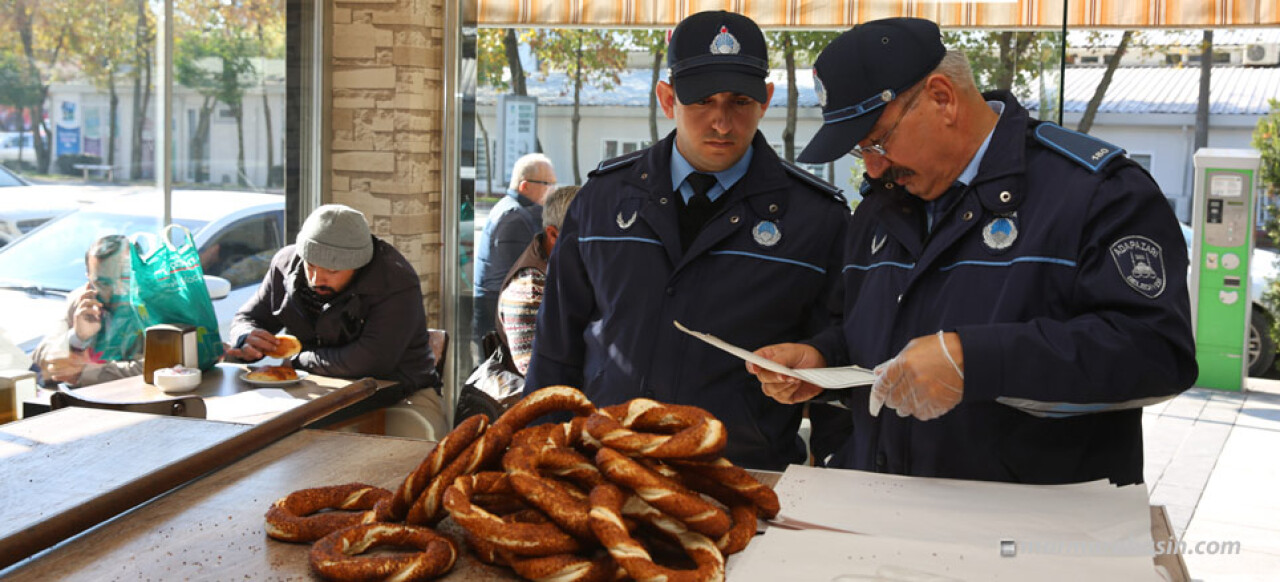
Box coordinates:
[616,211,637,230]
[982,215,1018,251]
[709,26,741,55]
[752,220,782,247]
[1110,235,1166,299]
[813,71,827,108]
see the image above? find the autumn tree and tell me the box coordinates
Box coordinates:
[1,0,78,173]
[68,0,136,172]
[528,29,626,185]
[129,0,155,180]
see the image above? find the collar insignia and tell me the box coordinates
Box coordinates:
[616,211,637,230]
[871,233,887,255]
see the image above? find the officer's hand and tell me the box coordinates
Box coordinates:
[223,328,278,363]
[870,331,964,421]
[71,287,104,341]
[748,343,825,404]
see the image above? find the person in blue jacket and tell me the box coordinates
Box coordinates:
[748,18,1195,485]
[524,10,850,470]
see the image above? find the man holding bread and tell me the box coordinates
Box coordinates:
[226,204,446,436]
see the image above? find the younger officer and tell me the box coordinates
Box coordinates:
[525,10,850,470]
[750,18,1195,484]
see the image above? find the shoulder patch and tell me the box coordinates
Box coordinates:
[591,150,646,176]
[1033,123,1126,173]
[782,160,847,204]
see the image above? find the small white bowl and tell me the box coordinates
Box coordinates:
[155,366,202,393]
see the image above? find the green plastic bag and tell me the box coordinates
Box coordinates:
[130,225,225,370]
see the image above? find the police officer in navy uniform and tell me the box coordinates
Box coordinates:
[748,18,1195,485]
[525,10,850,470]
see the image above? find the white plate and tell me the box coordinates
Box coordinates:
[239,369,309,386]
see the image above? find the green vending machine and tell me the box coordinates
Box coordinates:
[1190,148,1262,391]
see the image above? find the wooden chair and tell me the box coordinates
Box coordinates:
[49,387,207,419]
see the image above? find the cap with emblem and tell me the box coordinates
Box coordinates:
[798,18,946,164]
[667,11,769,105]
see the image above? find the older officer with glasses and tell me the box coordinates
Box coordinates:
[748,18,1195,485]
[526,10,850,470]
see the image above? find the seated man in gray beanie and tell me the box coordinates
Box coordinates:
[225,204,445,437]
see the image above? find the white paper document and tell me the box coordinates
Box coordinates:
[674,321,876,389]
[203,388,306,422]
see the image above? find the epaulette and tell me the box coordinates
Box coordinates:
[782,160,847,204]
[591,150,646,177]
[1032,123,1126,173]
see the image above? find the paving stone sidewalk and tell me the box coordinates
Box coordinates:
[1144,378,1280,581]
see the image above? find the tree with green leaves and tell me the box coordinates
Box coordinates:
[176,0,269,188]
[174,30,222,183]
[0,50,43,168]
[626,29,666,145]
[1255,99,1280,372]
[766,30,838,163]
[943,31,1061,121]
[527,29,625,185]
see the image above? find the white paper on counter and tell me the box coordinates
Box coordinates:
[726,527,1163,582]
[203,388,305,421]
[674,321,876,389]
[771,465,1153,552]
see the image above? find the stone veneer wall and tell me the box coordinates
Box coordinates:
[330,0,445,325]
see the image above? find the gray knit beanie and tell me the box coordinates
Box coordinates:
[296,204,374,271]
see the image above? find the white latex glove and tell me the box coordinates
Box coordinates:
[869,331,965,421]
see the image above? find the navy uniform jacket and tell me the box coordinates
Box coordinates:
[526,131,849,470]
[810,92,1196,485]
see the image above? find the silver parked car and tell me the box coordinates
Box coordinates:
[0,189,285,354]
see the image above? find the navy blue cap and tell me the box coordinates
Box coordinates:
[798,18,946,164]
[667,11,769,105]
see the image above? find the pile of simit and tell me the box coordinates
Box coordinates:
[264,385,780,581]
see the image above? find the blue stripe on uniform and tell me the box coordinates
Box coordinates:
[580,236,663,247]
[708,250,825,274]
[843,261,915,272]
[939,256,1076,272]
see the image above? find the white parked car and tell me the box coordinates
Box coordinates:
[0,189,285,354]
[1181,223,1280,376]
[0,168,143,248]
[0,132,35,163]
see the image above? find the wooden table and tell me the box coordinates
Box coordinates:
[22,363,397,427]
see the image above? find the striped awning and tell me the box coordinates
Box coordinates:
[474,1,1280,29]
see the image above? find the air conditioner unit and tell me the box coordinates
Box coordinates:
[1243,44,1280,66]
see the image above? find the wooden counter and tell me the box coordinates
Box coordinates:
[1,429,509,581]
[1,420,1190,581]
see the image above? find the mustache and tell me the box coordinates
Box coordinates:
[884,166,915,183]
[312,285,337,295]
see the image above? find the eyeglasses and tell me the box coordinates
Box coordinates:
[525,179,555,187]
[851,87,924,160]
